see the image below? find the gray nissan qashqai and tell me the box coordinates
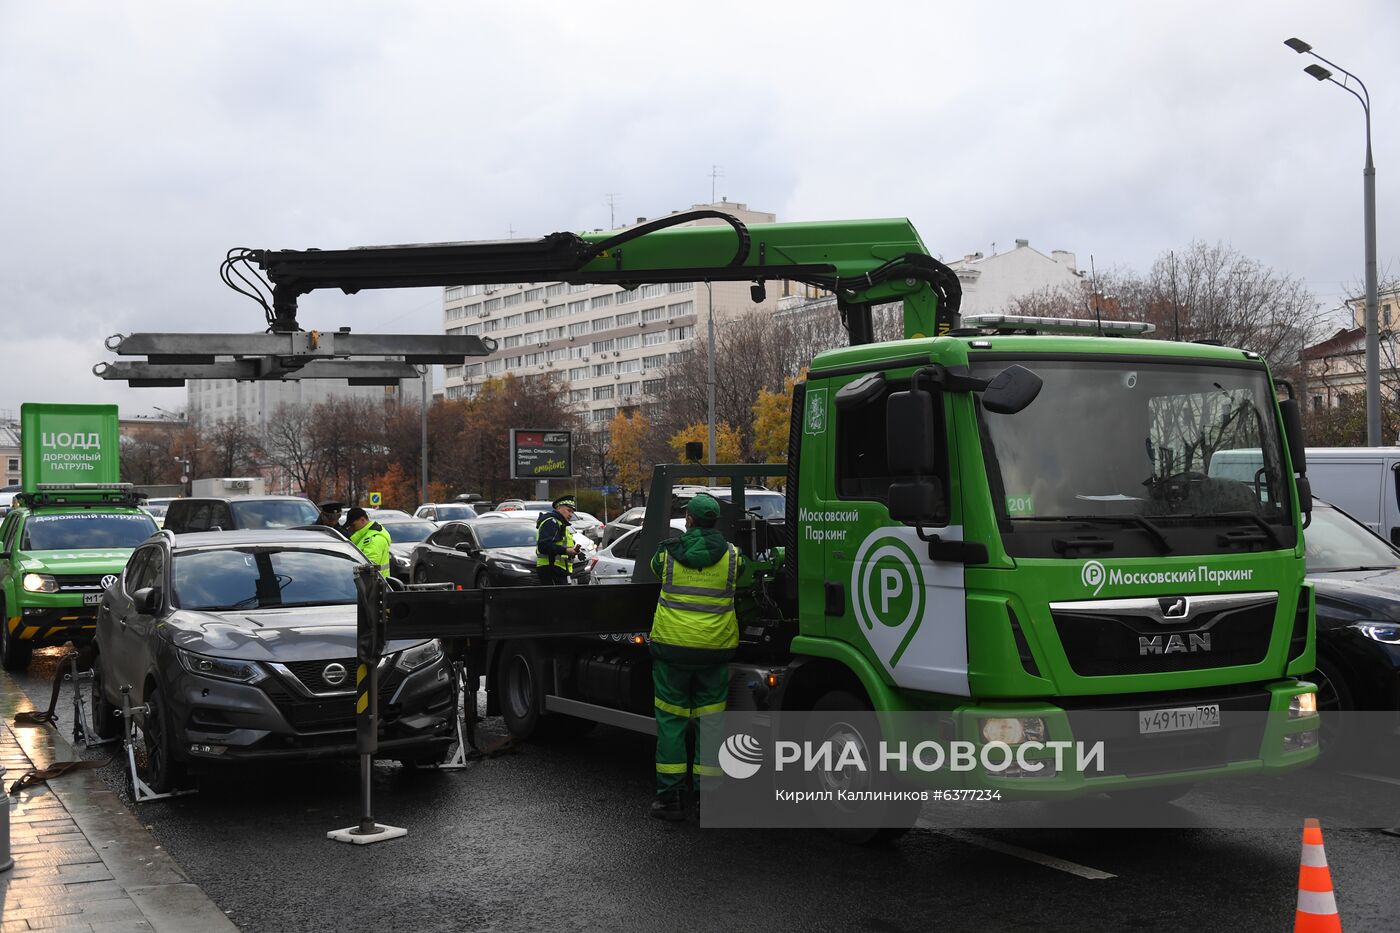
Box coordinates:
[90,529,456,791]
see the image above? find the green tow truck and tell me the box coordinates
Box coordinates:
[239,212,1321,830]
[1,404,158,670]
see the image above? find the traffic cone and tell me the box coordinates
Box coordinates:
[1294,818,1342,933]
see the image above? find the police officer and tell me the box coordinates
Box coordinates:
[316,500,345,528]
[345,507,393,578]
[535,496,582,585]
[647,493,741,821]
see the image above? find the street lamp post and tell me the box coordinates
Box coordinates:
[1286,37,1380,444]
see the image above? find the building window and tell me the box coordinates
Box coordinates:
[618,358,642,374]
[525,287,544,302]
[642,306,667,324]
[590,408,615,423]
[668,300,693,317]
[546,283,567,298]
[547,326,566,340]
[524,330,544,345]
[466,323,483,336]
[618,381,639,398]
[483,297,502,313]
[616,289,639,305]
[643,354,666,369]
[616,311,640,327]
[570,389,589,403]
[446,286,464,301]
[593,385,615,401]
[669,282,694,293]
[569,366,588,380]
[591,316,616,333]
[6,458,17,471]
[524,308,543,323]
[503,292,523,308]
[643,330,668,346]
[593,363,615,377]
[668,325,695,341]
[444,365,463,380]
[592,338,615,354]
[465,363,483,377]
[569,346,586,360]
[570,283,591,293]
[642,283,666,298]
[546,304,566,319]
[643,378,664,395]
[591,294,613,309]
[617,334,640,350]
[504,335,522,349]
[503,313,523,328]
[1312,395,1323,411]
[569,321,590,337]
[569,300,589,316]
[548,348,569,362]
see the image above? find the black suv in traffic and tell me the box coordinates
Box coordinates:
[91,529,456,790]
[162,496,320,534]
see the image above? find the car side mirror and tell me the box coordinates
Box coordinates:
[981,365,1043,415]
[132,586,160,614]
[454,542,477,553]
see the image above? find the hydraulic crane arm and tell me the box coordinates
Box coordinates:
[248,210,962,343]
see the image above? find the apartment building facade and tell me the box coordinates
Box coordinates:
[440,202,778,429]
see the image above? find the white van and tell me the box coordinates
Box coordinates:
[1304,447,1400,542]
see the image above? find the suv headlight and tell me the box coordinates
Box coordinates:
[1351,621,1400,644]
[22,573,58,593]
[493,560,533,574]
[176,647,266,684]
[395,639,444,673]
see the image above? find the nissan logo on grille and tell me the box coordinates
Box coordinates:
[100,574,119,590]
[322,663,348,687]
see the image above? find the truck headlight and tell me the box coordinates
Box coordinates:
[1351,621,1400,644]
[22,573,58,593]
[395,639,444,673]
[980,716,1046,745]
[1289,691,1317,719]
[176,647,265,684]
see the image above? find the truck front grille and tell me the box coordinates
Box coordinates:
[1050,592,1278,676]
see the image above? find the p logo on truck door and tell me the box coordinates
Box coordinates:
[851,530,925,668]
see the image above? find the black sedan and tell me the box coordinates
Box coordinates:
[1304,500,1400,717]
[91,530,457,791]
[409,519,589,587]
[377,517,440,582]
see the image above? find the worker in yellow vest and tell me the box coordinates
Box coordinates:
[647,493,741,821]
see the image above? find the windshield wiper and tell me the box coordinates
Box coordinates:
[1019,515,1173,554]
[1213,511,1283,550]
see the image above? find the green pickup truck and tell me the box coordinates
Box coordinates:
[0,485,157,670]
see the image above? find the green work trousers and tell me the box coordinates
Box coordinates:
[651,646,732,795]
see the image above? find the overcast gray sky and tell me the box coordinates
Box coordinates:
[1,1,1395,416]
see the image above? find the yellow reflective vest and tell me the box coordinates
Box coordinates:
[535,514,576,571]
[651,544,740,650]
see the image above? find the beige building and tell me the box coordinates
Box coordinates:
[1301,289,1400,412]
[0,419,19,487]
[440,202,779,431]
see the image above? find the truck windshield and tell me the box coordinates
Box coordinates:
[972,358,1295,557]
[22,512,157,550]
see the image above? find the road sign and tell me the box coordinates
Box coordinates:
[368,491,383,508]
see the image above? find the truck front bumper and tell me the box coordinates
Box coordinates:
[933,679,1319,797]
[9,603,97,647]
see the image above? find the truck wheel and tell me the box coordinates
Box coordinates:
[805,689,919,846]
[1,610,33,672]
[138,686,188,794]
[88,649,121,741]
[497,640,552,740]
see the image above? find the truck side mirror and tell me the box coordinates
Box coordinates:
[886,387,945,522]
[1278,398,1307,475]
[1294,475,1313,524]
[981,365,1043,415]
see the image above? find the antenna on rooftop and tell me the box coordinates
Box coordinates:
[605,193,621,230]
[709,165,724,204]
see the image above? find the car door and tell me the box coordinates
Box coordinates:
[419,524,459,580]
[600,529,641,582]
[106,546,154,695]
[441,524,479,587]
[126,546,171,702]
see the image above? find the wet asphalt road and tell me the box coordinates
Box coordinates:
[9,648,1400,933]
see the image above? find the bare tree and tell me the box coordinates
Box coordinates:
[264,403,322,500]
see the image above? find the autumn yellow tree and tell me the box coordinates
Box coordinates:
[362,462,418,511]
[751,369,806,465]
[610,410,653,504]
[668,422,743,475]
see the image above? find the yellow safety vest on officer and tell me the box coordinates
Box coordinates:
[535,496,581,585]
[647,492,742,821]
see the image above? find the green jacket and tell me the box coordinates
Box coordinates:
[350,521,393,577]
[650,527,742,651]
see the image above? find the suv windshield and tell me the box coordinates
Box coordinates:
[22,512,157,550]
[1304,504,1400,573]
[173,548,358,610]
[433,505,478,520]
[229,499,320,529]
[381,520,437,543]
[973,358,1294,557]
[476,522,537,549]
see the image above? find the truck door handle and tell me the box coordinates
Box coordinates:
[824,582,844,616]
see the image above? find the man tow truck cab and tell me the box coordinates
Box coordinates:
[232,213,1320,828]
[0,484,158,670]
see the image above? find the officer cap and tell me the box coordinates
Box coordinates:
[552,496,577,511]
[319,500,345,512]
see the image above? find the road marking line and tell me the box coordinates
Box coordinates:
[1337,770,1400,788]
[918,821,1117,880]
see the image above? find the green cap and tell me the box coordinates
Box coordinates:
[552,496,577,510]
[686,493,721,523]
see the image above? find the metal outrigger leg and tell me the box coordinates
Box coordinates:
[65,654,117,751]
[119,687,195,804]
[431,662,476,772]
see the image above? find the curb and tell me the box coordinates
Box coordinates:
[2,669,239,932]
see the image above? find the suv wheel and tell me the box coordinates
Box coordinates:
[138,686,188,794]
[88,649,121,741]
[1,605,33,672]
